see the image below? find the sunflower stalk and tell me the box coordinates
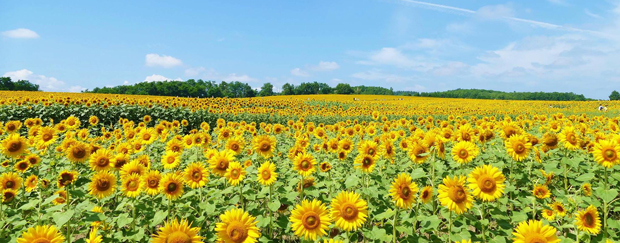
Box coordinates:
[481,202,487,243]
[392,208,399,243]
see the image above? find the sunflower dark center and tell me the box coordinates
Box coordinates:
[5,181,14,189]
[479,176,496,193]
[167,183,178,192]
[98,158,109,166]
[8,141,22,153]
[192,171,201,180]
[604,149,616,160]
[584,213,594,227]
[301,160,310,170]
[363,157,372,166]
[459,149,468,158]
[261,170,271,179]
[400,186,411,199]
[231,144,239,150]
[302,212,320,230]
[450,186,467,203]
[166,231,191,243]
[42,134,53,141]
[515,144,525,153]
[96,179,110,191]
[341,204,359,220]
[148,179,158,187]
[226,221,248,243]
[231,169,240,178]
[73,147,86,159]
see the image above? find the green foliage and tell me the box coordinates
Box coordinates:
[88,79,256,98]
[610,90,620,101]
[400,88,589,101]
[0,77,40,91]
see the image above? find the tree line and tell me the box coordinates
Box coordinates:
[399,89,590,101]
[64,78,597,101]
[0,77,40,91]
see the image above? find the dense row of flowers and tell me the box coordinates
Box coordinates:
[0,93,618,242]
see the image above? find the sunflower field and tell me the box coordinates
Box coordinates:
[0,91,619,243]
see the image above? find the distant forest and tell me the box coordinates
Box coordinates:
[86,79,591,101]
[0,77,40,91]
[0,75,592,101]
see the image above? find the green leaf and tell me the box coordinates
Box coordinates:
[116,213,133,228]
[410,168,426,180]
[575,173,595,182]
[53,209,74,227]
[598,188,618,202]
[150,210,168,227]
[19,200,38,210]
[42,194,59,205]
[345,175,359,189]
[375,209,395,221]
[268,199,280,212]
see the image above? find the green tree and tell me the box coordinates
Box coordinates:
[282,83,295,95]
[610,90,620,101]
[258,83,274,96]
[335,83,353,94]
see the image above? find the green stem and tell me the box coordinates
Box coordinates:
[239,183,244,210]
[66,184,72,243]
[300,175,304,202]
[575,228,579,243]
[448,211,452,243]
[393,208,399,243]
[604,167,609,240]
[481,203,487,243]
[268,185,273,238]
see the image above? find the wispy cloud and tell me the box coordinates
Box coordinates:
[585,9,601,19]
[397,0,603,35]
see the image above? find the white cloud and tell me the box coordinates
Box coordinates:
[68,86,86,93]
[1,28,39,39]
[3,69,66,90]
[432,62,469,76]
[351,69,412,83]
[144,74,182,82]
[585,9,601,19]
[224,73,258,82]
[358,47,435,71]
[403,85,426,91]
[145,54,183,68]
[477,4,515,19]
[309,61,340,71]
[123,80,130,85]
[290,68,309,77]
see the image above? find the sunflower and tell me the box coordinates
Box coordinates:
[558,126,580,151]
[57,170,78,188]
[389,173,419,209]
[151,218,203,243]
[358,140,379,157]
[88,116,99,126]
[451,141,479,164]
[159,173,184,200]
[161,151,182,170]
[1,133,29,157]
[14,160,30,173]
[5,120,22,133]
[420,186,433,204]
[226,136,246,155]
[52,190,67,205]
[209,149,236,177]
[467,165,505,202]
[89,149,115,171]
[541,209,555,221]
[2,189,17,203]
[184,162,209,189]
[290,199,332,241]
[293,153,317,177]
[225,162,246,186]
[354,154,376,173]
[85,227,102,243]
[88,170,117,199]
[65,116,81,130]
[138,128,157,145]
[113,153,130,170]
[121,174,142,197]
[257,161,277,186]
[66,141,91,163]
[320,162,332,172]
[141,170,162,196]
[532,184,551,199]
[25,154,41,166]
[505,134,532,161]
[550,202,566,217]
[215,208,261,243]
[574,205,601,235]
[330,191,368,232]
[512,220,560,243]
[408,142,429,164]
[16,225,65,243]
[592,139,620,168]
[252,135,277,158]
[119,159,146,178]
[24,175,38,192]
[166,139,185,153]
[582,183,592,196]
[541,133,559,151]
[438,175,473,214]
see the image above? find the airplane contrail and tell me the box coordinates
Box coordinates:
[398,0,604,35]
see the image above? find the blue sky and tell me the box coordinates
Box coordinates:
[1,0,620,99]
